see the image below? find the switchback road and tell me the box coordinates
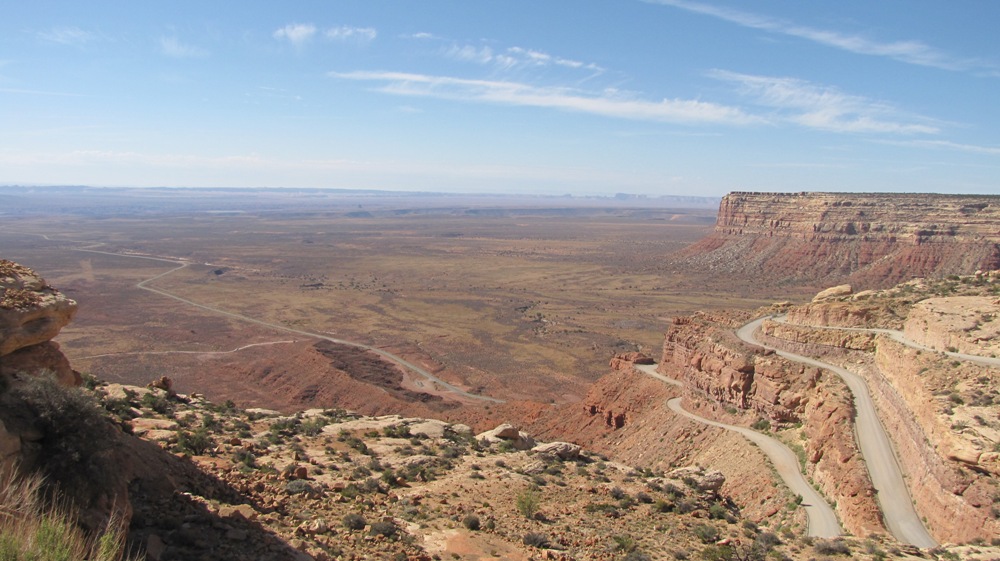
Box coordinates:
[633,363,842,538]
[737,318,936,547]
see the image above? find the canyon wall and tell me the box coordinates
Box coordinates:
[681,192,1000,289]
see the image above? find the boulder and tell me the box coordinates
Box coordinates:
[531,441,581,460]
[476,423,536,450]
[609,352,655,371]
[667,466,726,493]
[812,284,853,302]
[0,341,78,386]
[0,260,77,356]
[408,419,449,439]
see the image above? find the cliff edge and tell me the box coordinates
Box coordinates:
[681,192,1000,290]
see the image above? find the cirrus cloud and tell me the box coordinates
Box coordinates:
[330,70,759,125]
[710,70,940,134]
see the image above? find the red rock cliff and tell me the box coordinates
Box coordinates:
[682,192,1000,289]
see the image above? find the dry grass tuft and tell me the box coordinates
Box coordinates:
[0,471,139,561]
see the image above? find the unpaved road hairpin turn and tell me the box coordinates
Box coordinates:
[737,317,936,547]
[633,363,842,539]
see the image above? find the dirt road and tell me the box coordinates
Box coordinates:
[737,318,936,547]
[633,363,842,538]
[74,248,504,404]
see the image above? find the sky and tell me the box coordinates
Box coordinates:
[2,1,999,197]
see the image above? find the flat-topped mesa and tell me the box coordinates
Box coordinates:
[683,192,1000,289]
[0,259,79,385]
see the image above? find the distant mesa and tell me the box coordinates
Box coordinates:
[680,191,1000,289]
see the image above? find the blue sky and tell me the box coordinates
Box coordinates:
[2,1,998,196]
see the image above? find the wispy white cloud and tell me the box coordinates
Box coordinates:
[160,37,208,58]
[446,44,495,64]
[710,70,939,134]
[444,43,605,74]
[407,32,439,40]
[37,26,97,46]
[646,0,993,73]
[882,139,1000,156]
[273,23,317,46]
[331,70,759,125]
[326,26,377,42]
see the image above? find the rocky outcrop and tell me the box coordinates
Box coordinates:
[0,259,78,385]
[608,352,654,371]
[680,192,1000,289]
[476,423,536,450]
[660,314,807,422]
[761,319,877,352]
[531,441,581,460]
[870,338,999,543]
[903,295,1000,356]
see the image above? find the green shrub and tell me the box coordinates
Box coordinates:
[175,428,214,456]
[462,515,481,531]
[140,392,174,415]
[0,473,137,561]
[342,513,366,531]
[813,539,850,555]
[693,523,719,544]
[0,376,122,505]
[370,520,398,539]
[515,488,541,519]
[522,533,550,548]
[613,534,637,553]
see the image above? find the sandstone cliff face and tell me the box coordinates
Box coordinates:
[658,313,885,536]
[903,295,1000,356]
[682,192,1000,289]
[0,259,78,385]
[871,338,1000,543]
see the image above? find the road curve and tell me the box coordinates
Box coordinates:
[633,363,842,538]
[76,340,297,360]
[73,248,504,404]
[771,315,1000,369]
[738,318,936,547]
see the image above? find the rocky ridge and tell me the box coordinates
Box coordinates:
[681,192,1000,289]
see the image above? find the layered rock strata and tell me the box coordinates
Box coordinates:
[682,192,1000,289]
[0,259,78,385]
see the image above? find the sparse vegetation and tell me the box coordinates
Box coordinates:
[0,473,137,561]
[515,487,541,519]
